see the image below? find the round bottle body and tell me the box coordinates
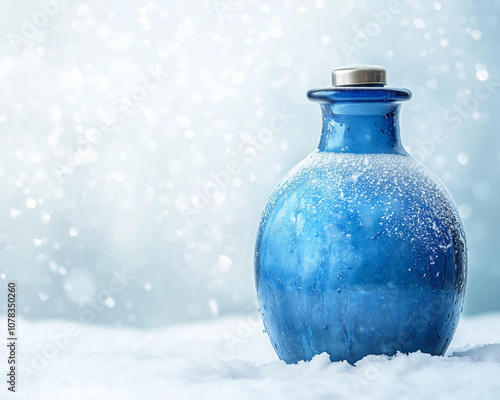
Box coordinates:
[255,151,467,364]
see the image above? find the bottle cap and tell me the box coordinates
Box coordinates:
[332,65,387,87]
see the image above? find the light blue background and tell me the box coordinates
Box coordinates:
[0,0,499,326]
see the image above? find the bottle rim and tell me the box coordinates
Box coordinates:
[307,87,412,103]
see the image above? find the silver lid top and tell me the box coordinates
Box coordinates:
[332,65,387,87]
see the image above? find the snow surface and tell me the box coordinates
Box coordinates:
[8,313,500,400]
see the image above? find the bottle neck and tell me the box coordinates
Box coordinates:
[318,102,406,155]
[307,87,412,155]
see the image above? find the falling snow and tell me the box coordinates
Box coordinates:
[0,0,498,328]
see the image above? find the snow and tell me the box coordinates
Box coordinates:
[9,313,500,399]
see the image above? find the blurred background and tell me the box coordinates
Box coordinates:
[0,0,499,327]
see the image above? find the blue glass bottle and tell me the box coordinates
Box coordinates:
[254,66,467,364]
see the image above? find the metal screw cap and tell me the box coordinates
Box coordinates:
[332,65,387,87]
